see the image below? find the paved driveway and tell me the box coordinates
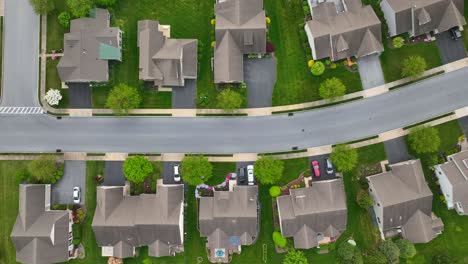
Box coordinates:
[1,0,40,107]
[102,161,125,186]
[308,154,336,181]
[384,137,411,164]
[51,161,86,205]
[172,80,196,109]
[236,162,254,185]
[68,83,92,109]
[162,161,182,184]
[458,116,468,137]
[357,54,385,89]
[244,57,276,108]
[436,31,467,64]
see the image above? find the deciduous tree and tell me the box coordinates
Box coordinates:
[123,156,153,184]
[58,12,71,28]
[105,84,142,115]
[319,77,346,101]
[28,155,58,183]
[29,0,55,15]
[395,239,416,259]
[95,0,117,7]
[67,0,94,18]
[330,144,358,173]
[407,125,440,154]
[180,155,213,186]
[254,156,284,184]
[356,190,374,209]
[401,56,427,77]
[216,88,243,112]
[283,249,307,264]
[379,240,400,264]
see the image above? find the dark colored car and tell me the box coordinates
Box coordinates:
[238,167,246,184]
[450,27,462,40]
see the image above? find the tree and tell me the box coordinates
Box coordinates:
[379,240,400,264]
[254,156,284,184]
[67,0,94,18]
[337,242,362,264]
[319,77,346,101]
[58,12,71,28]
[431,253,454,264]
[105,84,142,115]
[28,155,58,183]
[407,125,440,154]
[95,0,117,7]
[123,156,153,184]
[330,144,358,173]
[180,155,213,186]
[272,231,287,248]
[44,89,63,106]
[29,0,54,15]
[216,88,243,112]
[364,249,387,264]
[395,239,416,259]
[269,186,281,197]
[401,56,427,78]
[311,61,325,76]
[392,37,404,48]
[283,249,307,264]
[356,190,374,209]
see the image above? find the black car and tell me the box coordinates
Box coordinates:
[449,27,462,40]
[238,167,246,184]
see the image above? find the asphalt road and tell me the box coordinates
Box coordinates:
[0,0,40,107]
[1,66,468,153]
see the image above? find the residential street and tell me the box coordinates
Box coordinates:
[0,0,40,107]
[1,66,468,153]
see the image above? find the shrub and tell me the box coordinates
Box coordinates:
[325,59,331,65]
[401,56,427,78]
[211,18,216,25]
[311,61,325,76]
[58,11,71,28]
[379,240,400,264]
[283,249,307,264]
[308,60,315,67]
[217,88,243,112]
[364,249,387,264]
[431,253,454,264]
[211,41,216,48]
[95,0,116,7]
[266,17,271,24]
[272,231,287,248]
[337,242,362,264]
[392,37,404,48]
[395,239,416,259]
[356,190,374,209]
[319,77,346,101]
[269,186,281,197]
[28,155,58,183]
[303,5,310,13]
[330,63,337,69]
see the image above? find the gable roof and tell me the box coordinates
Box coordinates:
[57,8,121,83]
[438,150,468,215]
[137,20,197,87]
[306,0,383,61]
[92,184,184,258]
[10,185,70,264]
[214,0,266,83]
[276,179,347,249]
[199,186,259,249]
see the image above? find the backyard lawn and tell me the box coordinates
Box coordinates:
[380,39,442,83]
[265,0,362,106]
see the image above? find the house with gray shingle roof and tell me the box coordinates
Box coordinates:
[305,0,383,62]
[92,183,184,259]
[434,150,468,216]
[214,0,267,83]
[57,8,122,83]
[276,179,347,249]
[198,185,258,263]
[367,159,444,243]
[380,0,466,37]
[138,20,197,87]
[10,184,74,264]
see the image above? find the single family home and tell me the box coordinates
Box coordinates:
[367,160,444,243]
[92,183,184,259]
[214,0,267,83]
[380,0,466,37]
[199,185,259,263]
[305,0,383,61]
[138,20,198,88]
[434,150,468,215]
[276,179,347,249]
[10,184,74,264]
[57,8,122,83]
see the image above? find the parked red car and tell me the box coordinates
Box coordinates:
[311,160,320,177]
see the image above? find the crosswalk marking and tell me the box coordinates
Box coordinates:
[0,107,44,115]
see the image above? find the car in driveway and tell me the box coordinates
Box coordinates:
[174,164,181,182]
[325,158,334,175]
[450,27,462,40]
[311,160,320,177]
[238,167,246,184]
[73,187,81,204]
[247,165,255,185]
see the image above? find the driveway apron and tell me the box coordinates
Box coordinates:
[357,54,385,90]
[52,160,86,205]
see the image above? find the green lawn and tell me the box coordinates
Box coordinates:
[380,40,442,83]
[266,0,362,106]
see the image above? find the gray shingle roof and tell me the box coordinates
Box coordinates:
[10,185,71,264]
[199,186,259,249]
[214,0,266,83]
[306,0,383,61]
[276,179,347,249]
[57,8,121,83]
[437,150,468,215]
[137,20,197,87]
[92,184,184,258]
[367,160,443,243]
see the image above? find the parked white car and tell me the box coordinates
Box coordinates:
[247,165,255,186]
[73,187,81,204]
[174,164,181,182]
